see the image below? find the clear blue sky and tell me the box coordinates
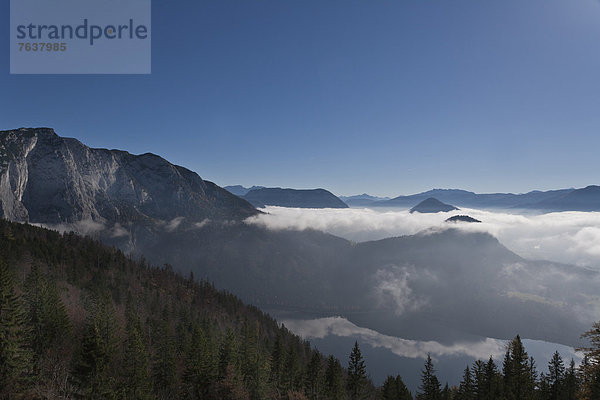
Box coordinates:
[2,0,600,197]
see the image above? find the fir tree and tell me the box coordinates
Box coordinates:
[484,356,503,400]
[71,291,119,399]
[269,330,286,396]
[548,351,565,400]
[503,335,534,400]
[457,366,475,400]
[441,383,451,400]
[563,358,578,400]
[240,319,266,400]
[472,360,486,399]
[183,323,215,399]
[324,355,345,400]
[0,262,33,398]
[24,265,71,362]
[305,351,323,400]
[579,322,600,399]
[395,375,413,400]
[382,375,398,400]
[283,341,301,394]
[382,375,412,400]
[347,341,367,400]
[122,296,152,399]
[417,354,441,400]
[152,315,177,399]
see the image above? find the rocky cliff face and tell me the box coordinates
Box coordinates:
[0,128,257,225]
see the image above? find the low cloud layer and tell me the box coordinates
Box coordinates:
[282,316,581,365]
[246,207,600,269]
[283,316,505,360]
[373,266,427,315]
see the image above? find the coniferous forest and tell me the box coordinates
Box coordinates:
[1,218,600,400]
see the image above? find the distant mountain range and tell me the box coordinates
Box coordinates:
[243,187,348,208]
[0,127,597,350]
[344,187,600,212]
[409,198,458,213]
[339,194,391,207]
[225,184,600,212]
[224,184,265,197]
[225,185,349,208]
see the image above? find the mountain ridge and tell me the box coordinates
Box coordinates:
[0,127,258,224]
[243,187,349,209]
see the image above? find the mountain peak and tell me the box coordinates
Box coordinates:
[409,197,459,213]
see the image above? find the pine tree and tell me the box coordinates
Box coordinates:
[324,355,345,400]
[457,366,475,400]
[503,335,533,400]
[305,351,323,400]
[589,366,600,400]
[473,359,487,399]
[563,358,578,400]
[577,354,593,400]
[24,265,71,362]
[395,375,413,400]
[484,356,503,400]
[441,383,451,400]
[579,322,600,399]
[382,375,399,400]
[283,341,301,394]
[240,319,266,400]
[0,262,33,398]
[548,351,565,400]
[183,323,215,399]
[218,329,237,380]
[347,341,367,400]
[538,372,551,399]
[417,354,441,400]
[152,315,177,399]
[122,296,152,399]
[71,291,119,399]
[382,375,412,400]
[269,330,286,396]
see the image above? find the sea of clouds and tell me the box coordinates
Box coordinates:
[282,316,581,365]
[246,207,600,269]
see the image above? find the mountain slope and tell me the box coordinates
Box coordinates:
[0,127,595,350]
[0,128,258,224]
[243,187,348,208]
[0,218,367,399]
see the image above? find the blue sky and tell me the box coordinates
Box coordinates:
[2,0,600,197]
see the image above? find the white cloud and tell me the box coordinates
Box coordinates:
[246,206,600,269]
[282,316,505,360]
[194,219,210,228]
[110,222,129,238]
[37,219,106,235]
[373,266,426,315]
[571,227,600,257]
[165,217,185,232]
[282,316,582,365]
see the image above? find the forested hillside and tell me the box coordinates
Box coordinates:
[0,219,376,399]
[2,218,600,400]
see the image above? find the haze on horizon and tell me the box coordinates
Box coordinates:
[2,0,600,197]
